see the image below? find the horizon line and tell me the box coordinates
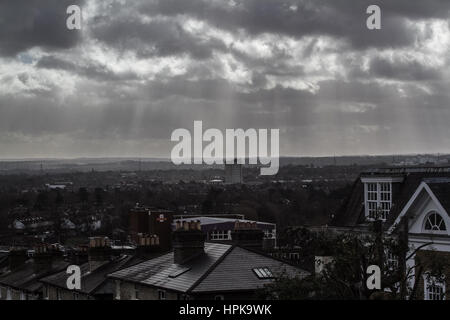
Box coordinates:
[0,152,449,162]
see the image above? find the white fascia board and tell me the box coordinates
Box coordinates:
[387,182,450,234]
[361,177,404,183]
[409,235,450,247]
[387,182,427,234]
[422,183,450,220]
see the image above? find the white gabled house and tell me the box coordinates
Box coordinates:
[331,167,450,300]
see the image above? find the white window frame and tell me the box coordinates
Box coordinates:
[385,250,398,270]
[158,289,166,300]
[43,285,49,300]
[210,230,231,240]
[264,229,276,239]
[422,211,447,234]
[115,280,121,300]
[423,275,446,300]
[363,181,392,221]
[134,284,140,300]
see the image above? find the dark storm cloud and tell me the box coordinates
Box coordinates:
[1,0,450,157]
[229,45,305,80]
[1,73,445,139]
[140,0,450,50]
[136,77,316,116]
[369,57,442,81]
[36,55,139,81]
[85,0,442,63]
[90,9,227,59]
[0,0,85,57]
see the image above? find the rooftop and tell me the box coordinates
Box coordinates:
[173,216,275,227]
[109,242,307,294]
[0,258,69,293]
[40,255,137,295]
[332,167,450,229]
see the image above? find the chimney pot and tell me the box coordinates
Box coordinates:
[33,244,59,273]
[88,236,112,265]
[9,248,28,270]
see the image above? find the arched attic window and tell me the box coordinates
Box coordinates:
[423,211,447,232]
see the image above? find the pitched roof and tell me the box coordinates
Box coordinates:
[40,255,135,295]
[331,168,450,230]
[109,243,230,292]
[108,242,308,294]
[0,252,8,268]
[0,259,69,293]
[173,217,275,232]
[425,179,450,216]
[191,246,305,293]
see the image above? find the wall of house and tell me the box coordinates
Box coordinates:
[409,196,450,236]
[0,285,31,300]
[115,280,258,300]
[414,250,450,300]
[192,291,257,300]
[46,285,90,300]
[116,281,178,300]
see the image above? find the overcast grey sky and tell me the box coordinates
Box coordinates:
[1,0,450,158]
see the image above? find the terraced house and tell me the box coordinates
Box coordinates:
[109,221,308,300]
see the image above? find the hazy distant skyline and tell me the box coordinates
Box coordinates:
[1,0,450,158]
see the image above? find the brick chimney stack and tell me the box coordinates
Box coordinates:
[88,237,112,270]
[68,245,88,265]
[8,247,28,271]
[231,221,264,251]
[33,244,61,273]
[172,220,205,264]
[136,233,160,258]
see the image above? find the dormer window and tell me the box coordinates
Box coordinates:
[361,178,398,221]
[366,182,391,220]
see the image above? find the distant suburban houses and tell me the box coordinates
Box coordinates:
[0,166,449,300]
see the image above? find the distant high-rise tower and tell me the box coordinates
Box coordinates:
[225,160,243,184]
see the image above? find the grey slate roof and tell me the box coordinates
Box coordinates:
[109,243,230,292]
[0,258,69,293]
[0,252,8,269]
[40,255,134,295]
[192,246,305,293]
[426,180,450,216]
[109,242,308,293]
